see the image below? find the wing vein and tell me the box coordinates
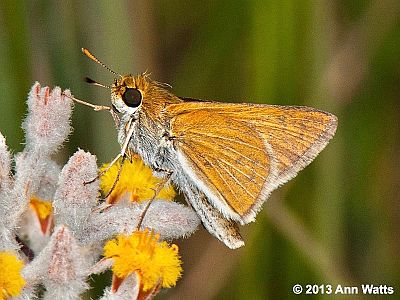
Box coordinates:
[186,130,265,152]
[217,158,257,199]
[211,161,243,207]
[188,139,267,180]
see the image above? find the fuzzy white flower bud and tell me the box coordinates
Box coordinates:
[22,82,73,155]
[53,149,98,234]
[23,225,89,300]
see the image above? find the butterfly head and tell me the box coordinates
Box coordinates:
[111,74,150,116]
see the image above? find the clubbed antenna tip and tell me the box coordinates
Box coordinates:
[81,48,121,78]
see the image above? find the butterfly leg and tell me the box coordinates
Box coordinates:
[136,170,173,230]
[84,152,123,186]
[86,117,135,191]
[102,155,127,202]
[98,118,137,193]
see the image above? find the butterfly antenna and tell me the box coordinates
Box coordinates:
[84,77,111,89]
[82,48,122,78]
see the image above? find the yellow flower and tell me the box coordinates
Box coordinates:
[29,196,53,234]
[100,156,176,204]
[104,230,182,292]
[0,252,26,300]
[30,196,52,219]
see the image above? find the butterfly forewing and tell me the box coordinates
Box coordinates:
[172,111,274,221]
[167,101,337,224]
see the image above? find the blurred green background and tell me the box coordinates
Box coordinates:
[0,1,399,299]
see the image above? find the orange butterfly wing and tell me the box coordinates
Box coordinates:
[166,102,337,224]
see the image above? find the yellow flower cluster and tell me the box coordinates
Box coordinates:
[0,252,26,300]
[104,230,182,292]
[100,157,176,204]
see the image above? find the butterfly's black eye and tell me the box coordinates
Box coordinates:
[122,88,142,108]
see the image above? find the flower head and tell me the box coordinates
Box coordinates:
[104,229,182,293]
[0,252,26,300]
[100,157,176,204]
